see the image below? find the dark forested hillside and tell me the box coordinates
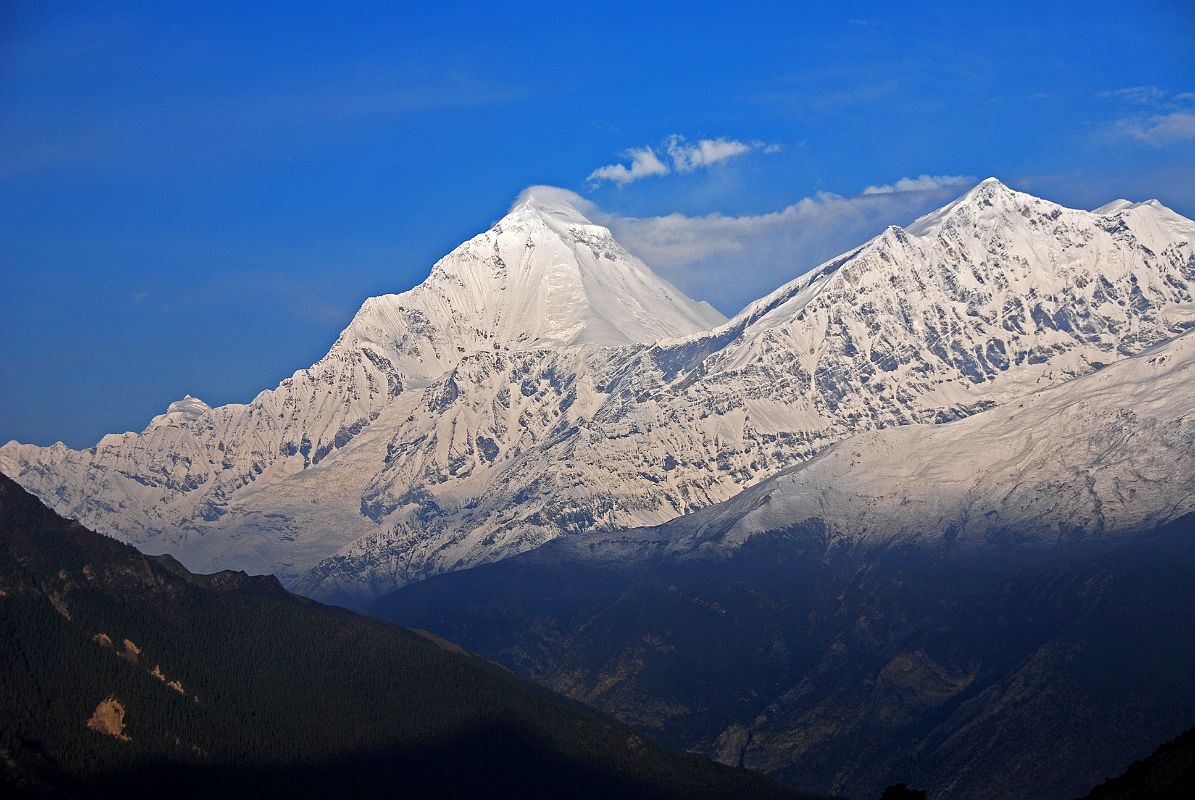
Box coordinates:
[0,475,810,800]
[1080,726,1195,799]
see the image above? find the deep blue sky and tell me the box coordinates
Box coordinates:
[2,1,1193,447]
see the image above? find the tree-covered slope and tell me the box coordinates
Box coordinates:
[375,517,1195,800]
[1081,726,1195,800]
[0,474,807,800]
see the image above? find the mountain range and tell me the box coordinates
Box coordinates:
[3,179,1193,608]
[4,177,1194,800]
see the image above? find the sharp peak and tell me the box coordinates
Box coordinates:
[904,178,1055,236]
[961,176,1020,199]
[955,180,1181,219]
[905,178,1029,224]
[350,186,621,322]
[166,395,210,412]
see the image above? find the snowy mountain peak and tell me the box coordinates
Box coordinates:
[505,185,597,229]
[953,176,1017,205]
[168,394,209,412]
[331,186,724,367]
[152,395,211,424]
[1094,198,1135,215]
[904,177,1032,235]
[972,175,1019,200]
[660,176,1195,393]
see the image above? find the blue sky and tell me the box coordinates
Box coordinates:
[2,0,1193,447]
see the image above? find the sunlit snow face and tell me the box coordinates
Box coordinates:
[3,180,1193,606]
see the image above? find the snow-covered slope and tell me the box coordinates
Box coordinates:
[347,186,724,356]
[569,328,1195,560]
[3,179,1194,604]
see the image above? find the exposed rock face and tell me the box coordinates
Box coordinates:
[86,697,129,741]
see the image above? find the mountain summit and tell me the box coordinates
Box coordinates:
[336,186,724,374]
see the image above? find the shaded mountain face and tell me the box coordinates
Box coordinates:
[372,334,1195,800]
[0,474,812,800]
[4,180,1194,605]
[379,522,1195,800]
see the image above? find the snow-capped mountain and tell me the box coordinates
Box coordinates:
[0,188,721,582]
[2,179,1193,605]
[296,179,1195,602]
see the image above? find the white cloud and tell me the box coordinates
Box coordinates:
[1099,85,1167,105]
[586,147,670,186]
[592,176,978,313]
[511,185,596,214]
[1110,111,1195,147]
[862,174,974,195]
[587,135,779,185]
[665,136,752,172]
[1096,87,1195,147]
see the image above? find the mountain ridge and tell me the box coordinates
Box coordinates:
[3,179,1193,604]
[296,178,1195,602]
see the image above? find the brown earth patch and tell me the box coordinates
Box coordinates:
[120,639,141,664]
[150,664,187,694]
[48,592,70,620]
[85,697,130,741]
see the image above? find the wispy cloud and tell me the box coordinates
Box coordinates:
[862,174,973,195]
[1110,112,1195,146]
[586,135,779,186]
[665,136,777,172]
[588,175,979,313]
[1098,85,1168,104]
[586,147,671,186]
[1100,86,1195,148]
